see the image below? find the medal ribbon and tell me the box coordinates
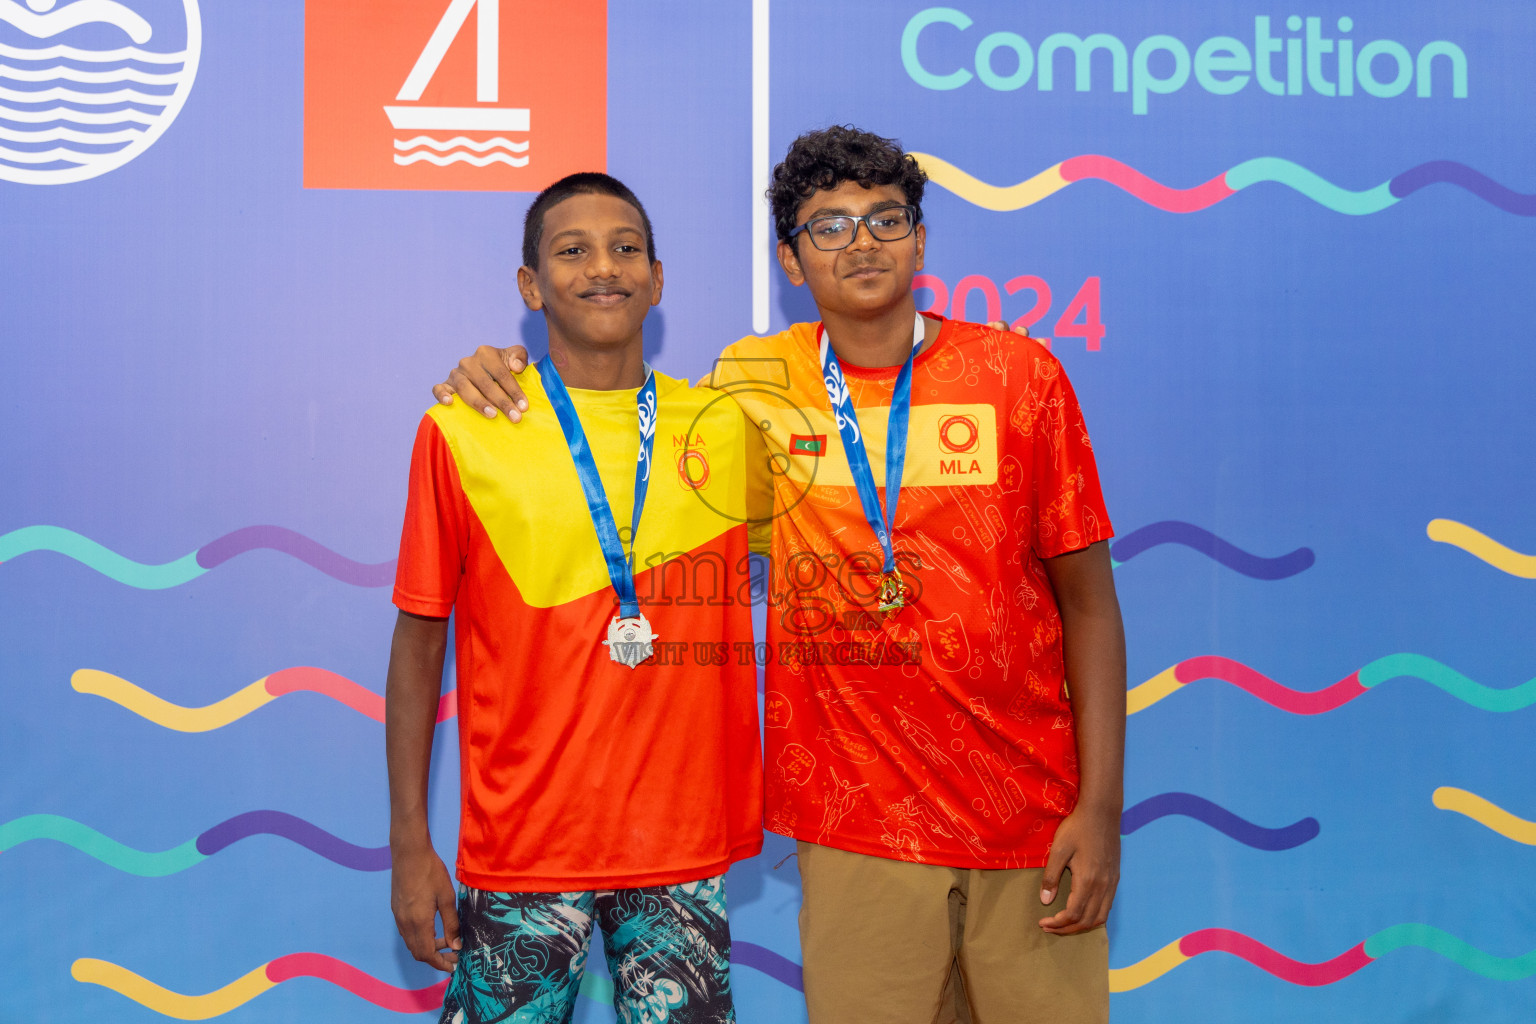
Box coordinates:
[817,312,924,575]
[538,357,657,619]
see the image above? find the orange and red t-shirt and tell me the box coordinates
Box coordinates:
[393,367,763,892]
[713,314,1112,869]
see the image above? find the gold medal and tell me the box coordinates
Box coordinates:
[877,570,909,616]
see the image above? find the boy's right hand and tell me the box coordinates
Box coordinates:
[434,345,532,422]
[390,842,461,972]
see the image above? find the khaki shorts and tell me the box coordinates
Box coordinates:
[796,841,1108,1024]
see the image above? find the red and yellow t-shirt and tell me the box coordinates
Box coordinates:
[712,315,1111,869]
[393,367,763,892]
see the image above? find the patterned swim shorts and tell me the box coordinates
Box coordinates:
[439,875,734,1024]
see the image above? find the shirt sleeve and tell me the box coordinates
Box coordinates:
[744,415,775,557]
[1027,351,1114,559]
[708,339,777,555]
[393,413,468,618]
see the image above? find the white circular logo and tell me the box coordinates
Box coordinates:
[0,0,200,185]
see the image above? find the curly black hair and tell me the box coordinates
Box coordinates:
[522,171,656,269]
[767,125,928,246]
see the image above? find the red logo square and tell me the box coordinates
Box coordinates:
[304,0,606,192]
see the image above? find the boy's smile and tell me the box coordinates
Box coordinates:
[579,285,632,306]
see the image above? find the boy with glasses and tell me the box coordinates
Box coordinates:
[436,127,1125,1024]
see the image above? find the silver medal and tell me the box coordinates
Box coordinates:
[604,614,659,669]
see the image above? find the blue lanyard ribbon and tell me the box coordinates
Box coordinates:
[817,313,925,575]
[538,357,657,619]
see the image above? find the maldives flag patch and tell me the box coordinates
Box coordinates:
[790,433,827,456]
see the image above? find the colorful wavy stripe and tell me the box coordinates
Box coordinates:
[1112,925,1536,992]
[94,653,1519,729]
[0,815,202,877]
[0,811,388,875]
[0,524,394,588]
[71,667,457,730]
[1427,519,1536,578]
[74,942,801,1017]
[80,926,1534,1014]
[1120,793,1319,851]
[72,954,447,1019]
[914,153,1536,216]
[1127,654,1536,715]
[1433,787,1536,846]
[1110,521,1314,579]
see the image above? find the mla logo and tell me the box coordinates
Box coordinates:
[304,0,605,192]
[677,448,709,490]
[0,0,200,185]
[673,430,709,490]
[938,414,980,454]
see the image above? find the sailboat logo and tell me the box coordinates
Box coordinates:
[0,0,199,185]
[304,0,604,192]
[386,0,528,171]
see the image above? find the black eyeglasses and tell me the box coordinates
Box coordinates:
[787,205,919,251]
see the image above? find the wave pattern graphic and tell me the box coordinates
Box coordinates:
[0,143,95,161]
[0,42,186,63]
[1427,519,1536,578]
[198,811,388,869]
[1112,925,1536,991]
[914,153,1536,216]
[1127,654,1536,715]
[394,135,529,153]
[0,46,183,170]
[71,667,458,730]
[0,123,139,141]
[76,928,1531,1013]
[1,103,155,123]
[72,954,448,1019]
[394,150,529,168]
[0,524,394,588]
[0,3,199,184]
[1120,793,1319,851]
[0,814,202,876]
[1391,162,1536,216]
[394,132,530,168]
[0,811,387,875]
[76,652,1535,730]
[195,525,395,585]
[1432,787,1536,846]
[1110,521,1314,579]
[74,943,803,1016]
[0,62,179,84]
[0,84,169,104]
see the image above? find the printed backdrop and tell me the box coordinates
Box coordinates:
[3,1,1533,1021]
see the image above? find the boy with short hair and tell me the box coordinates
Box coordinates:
[386,172,761,1024]
[437,127,1125,1024]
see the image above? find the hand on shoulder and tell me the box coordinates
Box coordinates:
[434,345,532,421]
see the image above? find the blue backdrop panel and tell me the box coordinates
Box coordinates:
[2,1,1532,1022]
